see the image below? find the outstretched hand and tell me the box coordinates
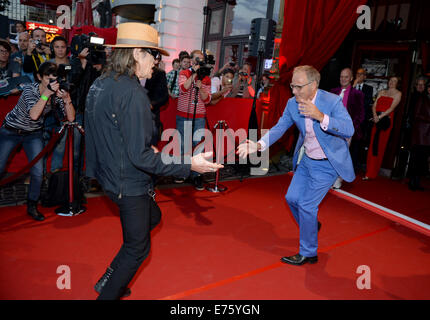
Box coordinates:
[236,140,258,159]
[191,151,224,174]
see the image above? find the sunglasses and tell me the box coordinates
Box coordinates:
[143,48,161,60]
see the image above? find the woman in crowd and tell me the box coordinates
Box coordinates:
[0,62,75,221]
[363,76,402,180]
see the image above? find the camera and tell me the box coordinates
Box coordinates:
[229,61,236,67]
[71,33,106,65]
[193,53,215,80]
[33,39,45,50]
[48,64,72,92]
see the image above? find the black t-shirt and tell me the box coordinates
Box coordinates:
[0,64,14,80]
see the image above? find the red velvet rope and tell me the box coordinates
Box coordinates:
[0,129,65,187]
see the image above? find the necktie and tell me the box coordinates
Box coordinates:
[339,88,346,99]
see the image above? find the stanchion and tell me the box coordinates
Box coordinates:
[206,120,227,193]
[55,121,86,216]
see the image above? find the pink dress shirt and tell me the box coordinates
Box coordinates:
[303,91,329,159]
[258,91,330,159]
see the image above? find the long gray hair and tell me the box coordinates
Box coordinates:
[102,48,137,80]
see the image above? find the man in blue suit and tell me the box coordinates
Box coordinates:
[237,65,355,265]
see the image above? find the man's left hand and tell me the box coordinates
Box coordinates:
[298,99,324,122]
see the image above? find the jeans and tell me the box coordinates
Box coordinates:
[50,113,84,174]
[97,192,161,300]
[175,115,206,178]
[0,127,44,201]
[285,154,338,257]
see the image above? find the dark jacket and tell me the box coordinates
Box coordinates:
[331,86,365,140]
[411,93,430,146]
[144,67,169,127]
[85,72,190,197]
[356,83,374,119]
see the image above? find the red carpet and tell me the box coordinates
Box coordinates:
[341,174,430,225]
[0,174,429,300]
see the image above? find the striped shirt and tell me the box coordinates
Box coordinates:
[177,69,211,119]
[4,82,66,132]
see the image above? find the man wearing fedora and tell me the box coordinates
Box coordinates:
[85,22,223,300]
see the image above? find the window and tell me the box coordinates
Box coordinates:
[224,0,269,37]
[209,9,224,35]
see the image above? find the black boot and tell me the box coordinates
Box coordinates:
[94,267,131,298]
[27,200,45,221]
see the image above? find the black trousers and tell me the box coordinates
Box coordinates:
[409,145,430,179]
[98,192,161,300]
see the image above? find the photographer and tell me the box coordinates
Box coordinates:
[176,49,212,189]
[23,28,51,80]
[231,62,255,99]
[54,33,105,175]
[210,68,235,105]
[47,36,75,173]
[0,62,75,221]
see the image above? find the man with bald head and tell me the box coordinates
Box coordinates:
[237,65,355,265]
[331,68,364,185]
[10,31,34,81]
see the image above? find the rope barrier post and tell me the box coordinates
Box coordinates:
[55,122,86,217]
[206,120,227,193]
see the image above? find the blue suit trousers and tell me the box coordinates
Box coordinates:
[285,154,338,257]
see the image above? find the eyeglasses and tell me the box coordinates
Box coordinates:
[143,48,161,60]
[0,49,9,55]
[290,81,314,91]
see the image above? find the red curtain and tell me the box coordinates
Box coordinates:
[74,0,94,27]
[267,0,367,134]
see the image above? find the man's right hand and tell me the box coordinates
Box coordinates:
[42,81,59,98]
[191,151,224,174]
[27,40,36,55]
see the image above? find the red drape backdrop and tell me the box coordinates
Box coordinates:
[266,0,367,153]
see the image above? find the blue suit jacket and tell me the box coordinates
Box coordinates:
[261,89,356,182]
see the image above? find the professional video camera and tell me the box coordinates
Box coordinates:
[194,52,215,80]
[70,33,106,65]
[48,64,72,92]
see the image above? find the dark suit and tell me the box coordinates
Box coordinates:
[331,86,365,141]
[355,83,374,145]
[331,86,365,169]
[144,67,169,145]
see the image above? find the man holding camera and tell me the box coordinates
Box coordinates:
[23,28,51,80]
[176,50,212,189]
[210,68,235,105]
[231,62,255,99]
